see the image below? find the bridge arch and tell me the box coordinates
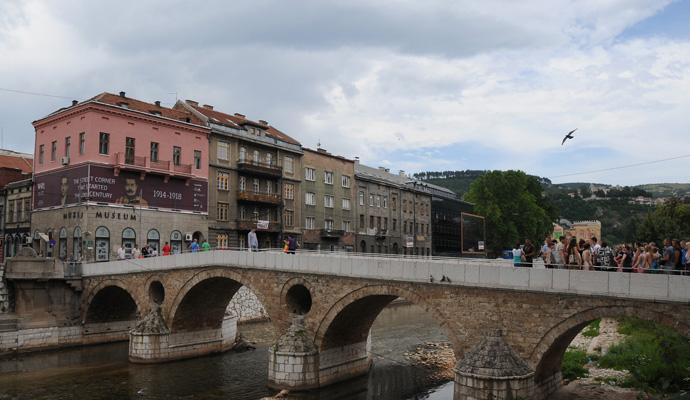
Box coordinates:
[314,284,460,357]
[530,304,690,384]
[83,279,141,324]
[167,268,273,333]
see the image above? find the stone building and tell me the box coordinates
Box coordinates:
[553,220,602,242]
[31,92,210,261]
[354,164,432,255]
[175,100,303,249]
[0,150,34,261]
[300,148,356,251]
[3,179,32,258]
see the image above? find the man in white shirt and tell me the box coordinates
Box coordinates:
[116,245,126,260]
[590,237,601,267]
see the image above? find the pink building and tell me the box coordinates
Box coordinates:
[31,92,211,261]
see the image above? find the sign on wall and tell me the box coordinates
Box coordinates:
[34,165,208,213]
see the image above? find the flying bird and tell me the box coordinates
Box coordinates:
[561,128,577,146]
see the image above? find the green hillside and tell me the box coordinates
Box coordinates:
[637,183,690,198]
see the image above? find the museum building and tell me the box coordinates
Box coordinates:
[31,92,210,261]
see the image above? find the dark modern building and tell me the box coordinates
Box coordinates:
[425,183,476,257]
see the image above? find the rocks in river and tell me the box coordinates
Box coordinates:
[403,341,455,384]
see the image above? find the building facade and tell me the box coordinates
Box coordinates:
[300,148,356,251]
[31,92,209,261]
[0,150,34,261]
[175,100,303,250]
[427,183,475,257]
[354,164,433,255]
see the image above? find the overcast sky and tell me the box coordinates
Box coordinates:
[1,0,689,185]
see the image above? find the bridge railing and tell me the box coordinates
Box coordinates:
[80,248,690,303]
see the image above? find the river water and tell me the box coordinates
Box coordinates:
[0,304,454,400]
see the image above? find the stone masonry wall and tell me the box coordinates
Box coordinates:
[0,264,8,313]
[225,286,268,322]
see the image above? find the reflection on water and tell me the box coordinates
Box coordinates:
[0,303,453,400]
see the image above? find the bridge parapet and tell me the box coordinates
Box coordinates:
[83,250,690,303]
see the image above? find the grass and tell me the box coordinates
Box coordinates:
[562,349,589,381]
[582,319,601,338]
[598,317,690,393]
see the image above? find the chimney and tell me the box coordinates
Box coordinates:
[119,91,126,98]
[72,100,78,106]
[155,101,161,107]
[234,113,246,118]
[399,170,405,177]
[203,104,214,110]
[185,99,199,107]
[354,157,359,165]
[259,119,268,126]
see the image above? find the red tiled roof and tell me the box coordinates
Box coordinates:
[0,153,33,174]
[91,93,205,126]
[188,104,301,146]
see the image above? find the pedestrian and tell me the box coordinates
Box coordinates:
[190,239,200,253]
[132,245,140,259]
[649,246,660,273]
[582,243,593,270]
[590,237,601,267]
[248,229,259,252]
[201,239,211,252]
[141,244,149,258]
[116,245,126,260]
[544,240,556,269]
[512,242,524,267]
[566,237,582,269]
[287,235,298,255]
[553,237,565,269]
[162,241,171,256]
[662,239,675,274]
[597,241,614,271]
[522,239,536,267]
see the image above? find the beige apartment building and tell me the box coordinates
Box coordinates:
[300,148,356,251]
[176,101,303,249]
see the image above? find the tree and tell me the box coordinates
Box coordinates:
[637,198,690,244]
[465,170,556,256]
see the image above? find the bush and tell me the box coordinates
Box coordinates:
[562,349,589,381]
[598,317,690,393]
[582,319,601,338]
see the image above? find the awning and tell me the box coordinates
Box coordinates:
[38,233,50,242]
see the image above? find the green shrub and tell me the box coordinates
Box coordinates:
[562,349,589,381]
[598,317,690,393]
[582,319,601,338]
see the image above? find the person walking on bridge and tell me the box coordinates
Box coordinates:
[248,229,258,252]
[522,239,537,267]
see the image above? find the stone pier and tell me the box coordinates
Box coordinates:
[267,315,320,390]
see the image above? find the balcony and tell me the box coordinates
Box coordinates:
[237,219,281,232]
[236,159,282,177]
[237,190,282,205]
[375,229,388,239]
[115,152,194,179]
[320,229,345,238]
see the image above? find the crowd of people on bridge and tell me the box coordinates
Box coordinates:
[513,236,690,273]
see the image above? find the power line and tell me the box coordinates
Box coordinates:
[0,87,73,100]
[549,154,690,179]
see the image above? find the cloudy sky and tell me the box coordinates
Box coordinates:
[1,0,689,185]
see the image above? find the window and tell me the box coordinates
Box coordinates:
[342,198,351,210]
[324,195,334,208]
[324,171,333,185]
[95,226,110,262]
[265,153,272,166]
[8,201,14,223]
[39,144,44,164]
[99,132,109,155]
[239,176,246,191]
[147,229,160,252]
[150,142,159,162]
[253,150,259,164]
[383,196,388,208]
[252,178,260,192]
[239,206,246,220]
[359,214,365,228]
[369,194,374,206]
[125,137,135,164]
[305,216,316,229]
[305,167,315,181]
[284,210,294,227]
[79,132,85,155]
[377,216,381,229]
[122,227,136,257]
[342,220,351,232]
[392,196,397,211]
[324,219,334,230]
[73,226,82,260]
[217,172,229,190]
[266,181,272,194]
[217,202,229,221]
[383,217,388,230]
[369,216,374,229]
[58,227,68,260]
[51,141,57,161]
[392,219,397,231]
[305,192,316,206]
[375,195,381,207]
[217,234,229,249]
[64,136,71,158]
[194,150,202,169]
[173,146,181,166]
[239,147,246,161]
[217,142,228,161]
[284,156,294,173]
[170,230,183,254]
[284,183,294,200]
[341,175,351,188]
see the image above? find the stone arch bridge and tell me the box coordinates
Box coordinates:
[73,251,690,399]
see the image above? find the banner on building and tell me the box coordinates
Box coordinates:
[34,165,208,213]
[256,220,270,229]
[405,235,414,248]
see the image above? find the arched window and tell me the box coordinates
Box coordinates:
[5,234,13,258]
[239,147,246,161]
[95,226,110,262]
[73,227,82,261]
[170,230,183,254]
[147,229,160,252]
[58,227,68,260]
[122,228,136,257]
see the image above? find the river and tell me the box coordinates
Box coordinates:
[0,304,453,400]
